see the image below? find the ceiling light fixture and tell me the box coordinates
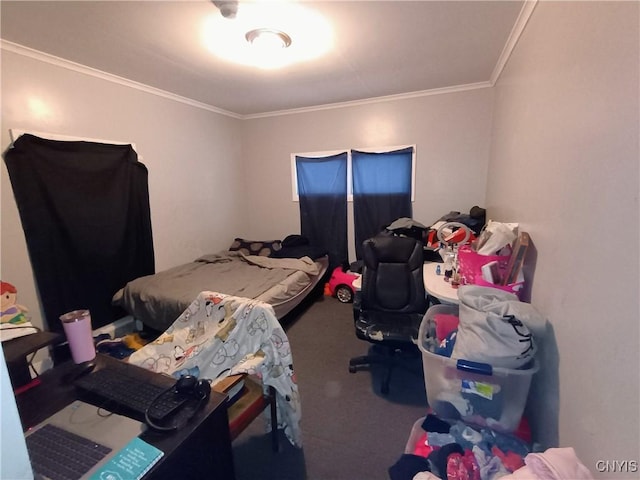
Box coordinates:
[245,28,292,49]
[203,2,332,70]
[212,1,238,19]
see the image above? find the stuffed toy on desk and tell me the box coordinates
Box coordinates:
[1,281,37,341]
[1,281,29,324]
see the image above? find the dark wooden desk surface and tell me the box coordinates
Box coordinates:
[2,330,61,363]
[2,330,62,389]
[16,353,236,479]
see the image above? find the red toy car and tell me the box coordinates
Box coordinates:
[326,266,360,303]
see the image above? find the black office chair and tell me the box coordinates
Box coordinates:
[348,234,428,394]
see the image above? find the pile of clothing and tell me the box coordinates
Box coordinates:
[389,414,593,480]
[390,413,529,480]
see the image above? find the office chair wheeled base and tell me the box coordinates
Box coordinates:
[349,346,418,395]
[349,357,394,394]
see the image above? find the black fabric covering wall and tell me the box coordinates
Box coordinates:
[3,134,155,334]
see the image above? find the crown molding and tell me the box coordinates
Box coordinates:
[0,40,242,119]
[244,82,493,119]
[490,0,538,86]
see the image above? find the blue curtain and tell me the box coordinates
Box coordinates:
[296,153,348,269]
[352,147,413,259]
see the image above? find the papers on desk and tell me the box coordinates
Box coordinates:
[1,322,38,342]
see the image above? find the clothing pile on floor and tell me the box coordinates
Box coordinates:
[389,414,593,480]
[390,413,530,480]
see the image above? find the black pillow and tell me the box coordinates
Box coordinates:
[228,238,282,257]
[281,234,310,248]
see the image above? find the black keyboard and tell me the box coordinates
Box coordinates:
[26,423,111,480]
[74,367,188,421]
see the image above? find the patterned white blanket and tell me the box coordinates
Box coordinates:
[128,291,302,447]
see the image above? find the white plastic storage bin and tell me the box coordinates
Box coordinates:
[419,304,538,433]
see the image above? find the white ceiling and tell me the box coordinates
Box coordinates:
[0,1,531,118]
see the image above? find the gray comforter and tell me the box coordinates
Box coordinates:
[112,251,321,332]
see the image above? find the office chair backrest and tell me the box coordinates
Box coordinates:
[361,235,427,314]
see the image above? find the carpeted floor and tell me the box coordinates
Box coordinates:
[232,295,430,480]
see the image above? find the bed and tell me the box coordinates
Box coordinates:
[112,237,329,333]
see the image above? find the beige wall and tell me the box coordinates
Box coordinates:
[1,50,244,332]
[241,88,494,260]
[488,1,639,474]
[1,1,639,475]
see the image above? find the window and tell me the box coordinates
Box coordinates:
[295,152,348,268]
[351,147,414,258]
[290,145,416,201]
[352,147,414,196]
[291,145,416,261]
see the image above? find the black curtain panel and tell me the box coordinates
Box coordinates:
[295,152,348,270]
[352,147,413,259]
[3,134,155,334]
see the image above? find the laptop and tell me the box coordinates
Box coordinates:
[24,400,146,480]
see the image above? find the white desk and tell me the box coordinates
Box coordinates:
[352,262,460,305]
[422,262,460,304]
